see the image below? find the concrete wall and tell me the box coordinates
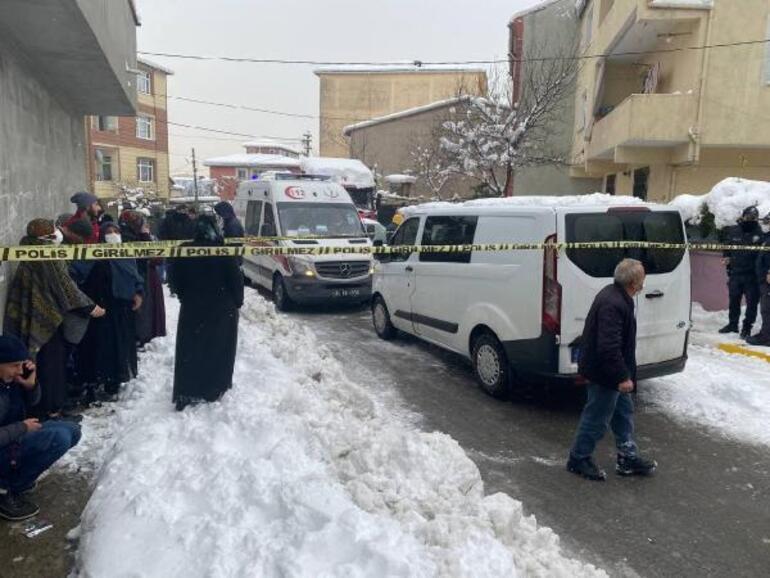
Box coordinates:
[511,0,602,195]
[317,70,487,158]
[348,104,480,200]
[0,38,87,316]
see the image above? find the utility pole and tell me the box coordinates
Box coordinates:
[191,147,199,210]
[302,132,313,157]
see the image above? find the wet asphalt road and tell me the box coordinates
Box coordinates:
[286,301,770,578]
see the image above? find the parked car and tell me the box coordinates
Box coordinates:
[371,202,691,397]
[362,218,387,244]
[233,175,373,310]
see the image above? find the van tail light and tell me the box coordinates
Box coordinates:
[542,234,562,335]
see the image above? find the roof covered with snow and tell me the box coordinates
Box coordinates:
[137,57,174,76]
[385,174,417,184]
[669,178,770,228]
[510,0,572,23]
[314,63,487,76]
[300,157,375,189]
[203,153,302,169]
[343,97,470,136]
[242,140,303,155]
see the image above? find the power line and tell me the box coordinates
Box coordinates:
[164,120,303,142]
[138,37,770,67]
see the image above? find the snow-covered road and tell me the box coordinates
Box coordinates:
[68,292,606,578]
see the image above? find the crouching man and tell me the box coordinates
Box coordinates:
[0,335,81,521]
[567,259,657,481]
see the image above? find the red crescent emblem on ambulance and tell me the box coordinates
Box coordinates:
[285,186,305,200]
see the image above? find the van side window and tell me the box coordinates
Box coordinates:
[262,203,276,236]
[420,216,478,263]
[389,217,420,262]
[245,201,263,236]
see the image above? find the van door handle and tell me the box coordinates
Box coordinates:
[645,290,665,299]
[405,266,414,272]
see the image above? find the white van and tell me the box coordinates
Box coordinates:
[371,202,690,397]
[233,175,373,310]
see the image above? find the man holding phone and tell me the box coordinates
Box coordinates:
[0,335,81,521]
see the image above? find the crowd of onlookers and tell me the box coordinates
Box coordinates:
[0,192,237,522]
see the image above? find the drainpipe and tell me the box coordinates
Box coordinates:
[691,6,716,166]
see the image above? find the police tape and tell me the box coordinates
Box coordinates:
[1,240,769,262]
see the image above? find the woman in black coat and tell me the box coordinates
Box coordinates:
[170,216,244,411]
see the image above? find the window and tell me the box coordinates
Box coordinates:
[263,203,276,229]
[136,116,154,140]
[565,211,685,278]
[420,216,478,263]
[388,217,420,262]
[245,200,263,236]
[236,168,248,180]
[276,202,362,238]
[633,167,650,201]
[95,149,114,181]
[137,158,155,183]
[94,116,118,132]
[605,174,617,196]
[137,70,151,94]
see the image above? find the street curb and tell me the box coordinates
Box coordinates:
[717,343,770,364]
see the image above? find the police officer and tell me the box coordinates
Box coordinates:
[746,212,770,346]
[720,206,763,338]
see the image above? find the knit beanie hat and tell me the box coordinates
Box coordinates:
[26,218,55,239]
[0,335,29,364]
[70,191,98,210]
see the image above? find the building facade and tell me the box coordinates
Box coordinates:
[0,0,138,311]
[570,0,770,201]
[204,146,302,200]
[243,141,302,158]
[86,58,173,200]
[315,65,488,158]
[344,98,479,200]
[509,0,603,195]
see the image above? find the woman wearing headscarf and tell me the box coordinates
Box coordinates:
[4,219,105,420]
[119,210,167,346]
[70,223,144,399]
[169,215,244,411]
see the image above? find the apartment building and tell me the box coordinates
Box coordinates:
[0,0,138,309]
[315,65,487,157]
[570,0,770,201]
[87,58,173,200]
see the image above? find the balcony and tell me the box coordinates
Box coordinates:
[588,93,696,159]
[590,0,708,56]
[0,0,139,115]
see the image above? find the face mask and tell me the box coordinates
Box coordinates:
[41,229,64,245]
[104,233,122,244]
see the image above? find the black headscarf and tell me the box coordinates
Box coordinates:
[193,215,224,245]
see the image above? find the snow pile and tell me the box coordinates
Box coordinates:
[202,153,302,169]
[642,304,770,448]
[403,193,645,215]
[301,157,375,189]
[72,292,605,578]
[649,0,713,8]
[669,178,770,228]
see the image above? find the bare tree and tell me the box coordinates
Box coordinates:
[410,140,453,201]
[439,42,578,197]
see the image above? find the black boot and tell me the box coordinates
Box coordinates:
[746,333,770,346]
[718,324,739,334]
[616,454,657,477]
[740,326,752,339]
[567,456,607,481]
[0,491,39,521]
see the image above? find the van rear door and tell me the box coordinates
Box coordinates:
[557,207,690,376]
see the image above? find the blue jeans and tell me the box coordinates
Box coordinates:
[570,383,638,460]
[0,421,81,493]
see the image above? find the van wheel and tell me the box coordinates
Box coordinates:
[472,332,511,399]
[372,296,397,340]
[272,274,292,312]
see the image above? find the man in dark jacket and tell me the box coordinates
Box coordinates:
[720,206,763,338]
[63,192,102,245]
[567,259,657,481]
[747,212,770,346]
[0,335,81,520]
[214,201,245,239]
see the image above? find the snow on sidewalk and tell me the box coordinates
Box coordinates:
[69,292,606,578]
[641,305,770,448]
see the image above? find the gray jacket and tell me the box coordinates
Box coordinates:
[0,381,41,449]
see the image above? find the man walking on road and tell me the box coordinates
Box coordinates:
[567,259,657,482]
